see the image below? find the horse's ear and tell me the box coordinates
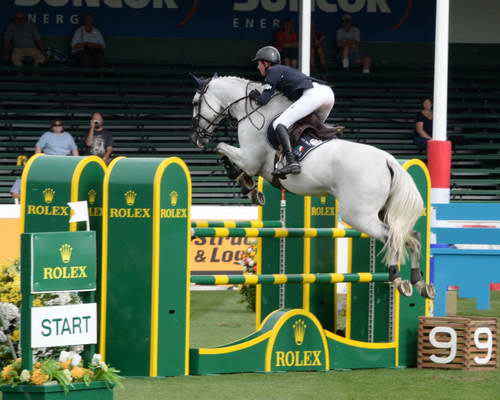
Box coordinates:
[213,72,218,78]
[189,73,205,90]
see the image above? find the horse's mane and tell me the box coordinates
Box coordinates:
[215,75,260,86]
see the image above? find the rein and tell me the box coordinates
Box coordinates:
[193,79,278,139]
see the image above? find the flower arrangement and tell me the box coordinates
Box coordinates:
[0,259,82,366]
[238,240,258,311]
[0,352,123,392]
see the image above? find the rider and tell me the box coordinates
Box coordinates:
[249,45,335,176]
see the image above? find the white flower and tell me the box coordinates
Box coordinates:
[59,351,71,362]
[70,353,82,367]
[62,368,72,382]
[91,354,101,366]
[99,361,108,372]
[20,369,31,382]
[0,331,7,343]
[0,303,20,327]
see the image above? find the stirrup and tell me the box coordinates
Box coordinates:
[273,163,301,177]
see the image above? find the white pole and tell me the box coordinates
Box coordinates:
[432,0,449,141]
[299,0,311,76]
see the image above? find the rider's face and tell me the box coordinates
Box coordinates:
[257,61,267,76]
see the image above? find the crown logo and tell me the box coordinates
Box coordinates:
[169,191,178,207]
[320,196,327,205]
[124,190,137,206]
[293,319,307,346]
[87,189,97,205]
[59,244,73,264]
[43,188,55,204]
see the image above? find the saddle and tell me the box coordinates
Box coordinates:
[267,113,344,149]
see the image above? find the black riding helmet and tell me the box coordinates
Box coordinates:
[252,46,281,64]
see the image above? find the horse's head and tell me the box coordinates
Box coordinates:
[190,73,226,149]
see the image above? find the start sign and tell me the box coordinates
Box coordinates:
[31,303,97,348]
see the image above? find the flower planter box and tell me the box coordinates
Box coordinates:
[0,381,113,400]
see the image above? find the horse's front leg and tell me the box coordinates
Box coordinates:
[216,142,261,176]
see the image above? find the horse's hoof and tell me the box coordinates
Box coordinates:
[393,278,413,297]
[237,173,255,190]
[415,281,435,299]
[248,190,265,206]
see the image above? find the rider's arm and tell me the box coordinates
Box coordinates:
[255,83,275,105]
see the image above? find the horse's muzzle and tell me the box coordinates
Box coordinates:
[190,131,209,149]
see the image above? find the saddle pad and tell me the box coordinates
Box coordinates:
[292,133,333,162]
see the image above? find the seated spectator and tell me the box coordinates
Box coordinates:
[336,14,371,73]
[311,23,327,72]
[414,98,433,153]
[85,112,113,164]
[275,19,298,67]
[71,14,106,68]
[3,12,46,67]
[35,119,79,156]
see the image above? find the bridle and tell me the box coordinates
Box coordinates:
[192,78,274,143]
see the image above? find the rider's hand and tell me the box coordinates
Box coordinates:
[249,89,261,102]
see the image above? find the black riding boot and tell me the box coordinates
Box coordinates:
[273,124,301,176]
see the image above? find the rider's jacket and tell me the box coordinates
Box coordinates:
[254,64,314,105]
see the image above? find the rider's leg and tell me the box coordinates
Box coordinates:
[314,85,335,123]
[273,124,301,175]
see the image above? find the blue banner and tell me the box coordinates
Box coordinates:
[2,1,436,42]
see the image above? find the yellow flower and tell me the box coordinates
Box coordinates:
[71,366,86,379]
[11,329,20,342]
[60,360,71,369]
[1,365,14,380]
[34,362,42,368]
[31,369,49,385]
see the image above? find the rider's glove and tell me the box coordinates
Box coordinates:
[249,89,261,102]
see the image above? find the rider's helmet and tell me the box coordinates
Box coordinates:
[252,46,281,64]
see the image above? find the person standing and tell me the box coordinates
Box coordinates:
[71,14,106,68]
[35,119,79,156]
[3,12,46,67]
[85,112,113,164]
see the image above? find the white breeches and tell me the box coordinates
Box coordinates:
[273,83,335,129]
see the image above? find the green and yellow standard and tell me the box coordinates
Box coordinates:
[100,157,191,377]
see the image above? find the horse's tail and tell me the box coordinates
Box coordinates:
[381,158,423,266]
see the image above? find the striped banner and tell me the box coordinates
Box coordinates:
[191,272,389,285]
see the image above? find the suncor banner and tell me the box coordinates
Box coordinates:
[2,0,436,41]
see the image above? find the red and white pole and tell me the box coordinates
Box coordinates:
[428,0,452,204]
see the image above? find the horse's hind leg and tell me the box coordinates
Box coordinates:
[343,211,413,297]
[408,231,435,299]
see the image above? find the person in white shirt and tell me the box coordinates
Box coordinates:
[336,14,371,73]
[71,14,106,68]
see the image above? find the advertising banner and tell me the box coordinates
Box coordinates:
[2,1,436,42]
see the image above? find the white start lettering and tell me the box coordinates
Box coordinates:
[15,0,179,9]
[233,0,390,13]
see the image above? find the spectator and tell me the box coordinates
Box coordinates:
[35,119,79,156]
[85,112,113,164]
[336,14,371,73]
[414,98,433,153]
[71,14,106,68]
[275,19,298,67]
[3,12,46,67]
[10,178,20,201]
[311,23,327,72]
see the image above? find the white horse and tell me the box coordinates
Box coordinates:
[190,75,434,299]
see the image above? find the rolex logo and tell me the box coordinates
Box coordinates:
[320,196,327,205]
[59,244,73,264]
[169,191,178,207]
[293,320,306,346]
[124,190,137,206]
[88,189,97,205]
[43,188,55,204]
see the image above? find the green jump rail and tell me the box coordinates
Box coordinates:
[191,272,390,285]
[191,227,369,238]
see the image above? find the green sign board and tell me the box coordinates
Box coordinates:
[24,231,97,293]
